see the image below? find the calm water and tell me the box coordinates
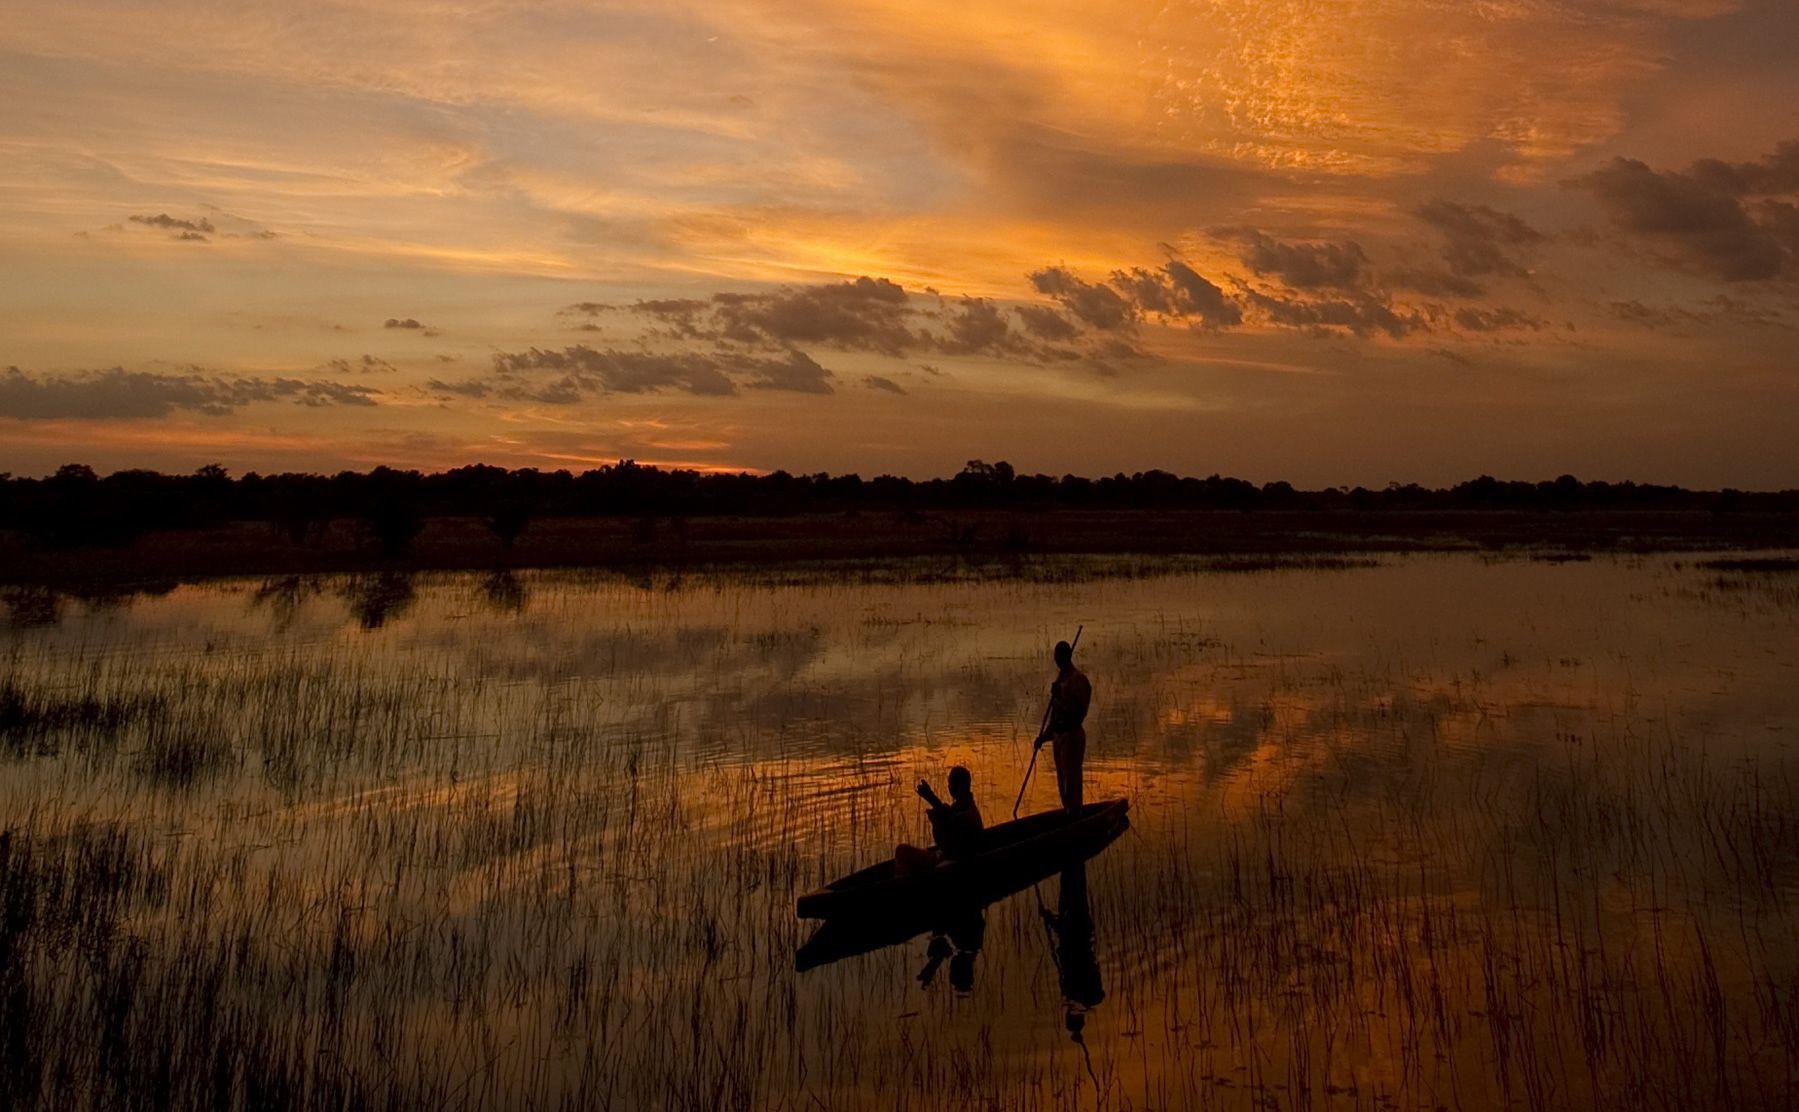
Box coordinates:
[2,554,1796,1109]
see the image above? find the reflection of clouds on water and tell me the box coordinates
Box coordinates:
[3,554,1797,1106]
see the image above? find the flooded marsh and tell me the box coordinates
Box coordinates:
[2,554,1796,1109]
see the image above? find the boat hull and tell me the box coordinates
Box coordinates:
[795,798,1130,921]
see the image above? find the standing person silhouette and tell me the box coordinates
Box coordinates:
[1034,639,1091,813]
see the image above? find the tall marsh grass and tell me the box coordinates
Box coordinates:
[0,554,1795,1108]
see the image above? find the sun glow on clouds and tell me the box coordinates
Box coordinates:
[0,0,1795,484]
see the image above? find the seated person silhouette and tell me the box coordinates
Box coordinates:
[894,766,984,876]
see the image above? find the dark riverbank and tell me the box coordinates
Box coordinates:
[5,508,1798,588]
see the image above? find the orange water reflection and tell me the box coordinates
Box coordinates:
[1,554,1795,1107]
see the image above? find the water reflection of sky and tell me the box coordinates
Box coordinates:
[3,554,1796,1106]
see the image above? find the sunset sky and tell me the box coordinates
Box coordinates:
[2,0,1796,485]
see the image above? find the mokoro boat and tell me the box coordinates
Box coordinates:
[796,809,1126,971]
[795,798,1130,921]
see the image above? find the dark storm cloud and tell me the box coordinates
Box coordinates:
[549,238,1548,375]
[1014,304,1080,342]
[1224,229,1368,290]
[581,275,1117,363]
[1386,267,1485,298]
[711,276,917,354]
[434,344,838,402]
[1027,267,1136,330]
[624,298,712,340]
[425,377,492,399]
[1238,288,1424,339]
[1161,261,1245,327]
[326,355,398,375]
[490,346,738,396]
[939,297,1023,355]
[1609,295,1790,332]
[745,349,834,394]
[0,366,379,420]
[1412,200,1543,286]
[546,243,1535,374]
[1688,142,1799,197]
[1698,294,1789,328]
[1570,143,1799,281]
[1107,267,1176,315]
[1452,306,1545,332]
[864,374,907,394]
[129,213,215,235]
[1033,261,1244,330]
[285,380,378,406]
[1610,299,1693,329]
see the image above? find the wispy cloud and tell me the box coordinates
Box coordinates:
[129,213,214,235]
[0,366,380,420]
[430,344,835,402]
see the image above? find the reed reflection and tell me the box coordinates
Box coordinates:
[3,586,60,628]
[3,557,1795,1107]
[479,568,528,614]
[340,571,416,629]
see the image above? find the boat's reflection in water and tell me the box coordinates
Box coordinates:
[914,902,984,992]
[795,813,1126,1037]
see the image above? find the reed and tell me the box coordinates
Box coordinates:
[0,553,1792,1108]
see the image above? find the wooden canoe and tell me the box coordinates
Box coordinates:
[795,798,1130,921]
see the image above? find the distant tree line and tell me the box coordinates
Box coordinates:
[1,460,1794,550]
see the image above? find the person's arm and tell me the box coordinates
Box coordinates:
[916,780,946,810]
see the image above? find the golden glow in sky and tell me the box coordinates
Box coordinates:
[1,0,1795,483]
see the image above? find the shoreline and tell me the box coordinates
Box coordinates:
[4,508,1799,591]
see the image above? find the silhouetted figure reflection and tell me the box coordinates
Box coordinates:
[793,798,1128,981]
[916,903,986,993]
[1042,862,1104,1041]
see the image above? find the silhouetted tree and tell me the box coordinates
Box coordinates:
[365,498,423,556]
[486,501,533,548]
[2,460,1795,554]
